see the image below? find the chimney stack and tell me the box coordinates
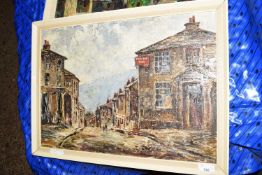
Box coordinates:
[192,16,195,23]
[185,16,199,30]
[189,16,196,23]
[43,40,50,50]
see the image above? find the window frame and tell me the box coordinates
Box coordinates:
[44,73,50,86]
[154,50,171,74]
[185,47,200,64]
[155,82,172,109]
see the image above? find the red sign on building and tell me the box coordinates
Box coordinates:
[135,56,150,67]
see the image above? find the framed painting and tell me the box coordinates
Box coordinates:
[43,0,196,19]
[32,0,229,174]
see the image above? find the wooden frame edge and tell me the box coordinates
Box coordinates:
[32,23,40,154]
[33,1,229,174]
[43,0,58,20]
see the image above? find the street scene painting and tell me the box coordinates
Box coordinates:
[55,0,194,17]
[41,11,217,163]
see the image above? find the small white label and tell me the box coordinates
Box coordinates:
[198,163,215,173]
[49,148,64,155]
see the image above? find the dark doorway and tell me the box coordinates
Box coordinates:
[183,83,203,129]
[64,93,72,126]
[41,93,50,124]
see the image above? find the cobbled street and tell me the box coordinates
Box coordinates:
[42,125,216,163]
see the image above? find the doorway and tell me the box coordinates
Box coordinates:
[183,83,203,129]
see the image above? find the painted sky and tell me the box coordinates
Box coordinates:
[42,11,216,111]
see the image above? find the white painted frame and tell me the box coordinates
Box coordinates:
[33,0,229,174]
[44,0,58,20]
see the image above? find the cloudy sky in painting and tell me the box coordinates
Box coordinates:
[42,11,216,111]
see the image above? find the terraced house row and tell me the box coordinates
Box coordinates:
[95,77,139,131]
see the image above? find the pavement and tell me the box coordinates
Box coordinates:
[42,125,216,163]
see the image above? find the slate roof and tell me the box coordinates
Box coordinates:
[64,69,80,82]
[42,40,67,60]
[136,25,216,54]
[125,78,138,88]
[175,66,216,80]
[101,102,113,109]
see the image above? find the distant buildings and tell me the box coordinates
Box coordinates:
[95,78,139,131]
[41,40,85,128]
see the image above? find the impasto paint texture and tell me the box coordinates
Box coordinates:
[41,12,217,163]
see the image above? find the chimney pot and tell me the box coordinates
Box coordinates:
[192,16,195,23]
[185,16,199,30]
[127,79,130,85]
[43,40,50,50]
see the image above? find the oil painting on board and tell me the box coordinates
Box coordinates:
[40,11,217,163]
[55,0,194,17]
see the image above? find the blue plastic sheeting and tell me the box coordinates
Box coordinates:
[15,0,262,174]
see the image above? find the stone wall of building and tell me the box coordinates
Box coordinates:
[41,41,67,124]
[41,41,66,88]
[135,16,217,131]
[41,41,85,128]
[64,70,80,127]
[78,102,86,128]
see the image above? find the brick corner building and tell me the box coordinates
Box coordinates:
[135,16,217,133]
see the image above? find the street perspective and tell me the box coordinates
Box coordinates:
[40,12,217,163]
